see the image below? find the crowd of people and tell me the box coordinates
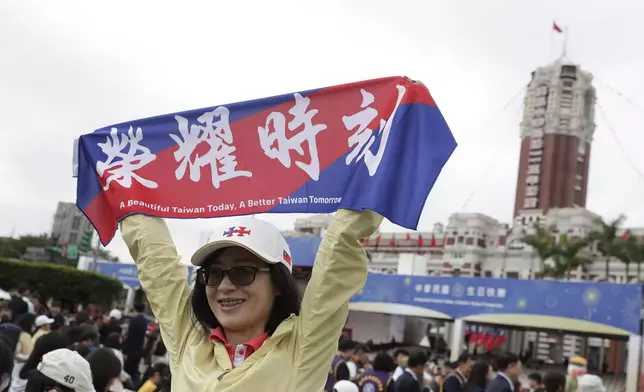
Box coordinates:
[0,285,170,392]
[325,345,607,392]
[0,211,615,392]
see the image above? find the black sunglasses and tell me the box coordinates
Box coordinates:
[197,266,270,287]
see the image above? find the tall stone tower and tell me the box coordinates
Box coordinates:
[513,58,597,217]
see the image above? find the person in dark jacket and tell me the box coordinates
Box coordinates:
[122,303,148,384]
[443,353,474,392]
[99,309,122,345]
[466,360,493,392]
[325,339,354,391]
[357,351,396,392]
[485,353,522,392]
[394,350,429,392]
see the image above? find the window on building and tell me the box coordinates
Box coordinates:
[506,272,520,279]
[446,237,455,245]
[562,80,574,88]
[465,237,474,245]
[457,236,464,244]
[477,238,486,248]
[484,270,493,277]
[577,160,584,175]
[71,216,81,231]
[69,232,78,244]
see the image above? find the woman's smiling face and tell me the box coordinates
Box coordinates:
[205,247,277,334]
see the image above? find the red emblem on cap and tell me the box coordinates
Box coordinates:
[223,226,251,237]
[282,250,292,266]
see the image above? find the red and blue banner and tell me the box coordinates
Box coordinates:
[74,76,456,245]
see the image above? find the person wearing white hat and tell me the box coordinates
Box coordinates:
[32,316,55,344]
[25,348,95,392]
[119,208,382,391]
[333,380,359,392]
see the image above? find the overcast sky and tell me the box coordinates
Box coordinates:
[1,0,643,263]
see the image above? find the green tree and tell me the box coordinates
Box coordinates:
[589,215,625,281]
[521,224,558,277]
[621,235,644,282]
[0,258,122,306]
[0,234,50,258]
[552,234,591,279]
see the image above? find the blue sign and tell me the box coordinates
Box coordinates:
[352,274,642,335]
[285,237,323,268]
[96,262,194,289]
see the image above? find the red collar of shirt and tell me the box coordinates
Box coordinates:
[210,328,269,366]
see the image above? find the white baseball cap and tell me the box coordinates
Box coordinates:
[37,348,95,392]
[191,217,293,272]
[108,309,122,320]
[333,380,359,392]
[35,315,55,327]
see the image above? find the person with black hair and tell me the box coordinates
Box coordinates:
[542,372,565,392]
[527,373,544,392]
[120,208,381,391]
[18,332,72,380]
[356,351,396,392]
[48,301,65,332]
[138,363,170,392]
[485,353,521,392]
[0,339,13,392]
[465,360,492,392]
[122,303,148,385]
[85,348,122,392]
[442,353,473,392]
[0,304,11,325]
[325,339,354,391]
[392,349,410,382]
[99,310,122,346]
[394,350,428,392]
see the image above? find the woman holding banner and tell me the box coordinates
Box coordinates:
[120,208,382,391]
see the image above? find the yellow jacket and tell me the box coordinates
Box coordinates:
[120,209,382,392]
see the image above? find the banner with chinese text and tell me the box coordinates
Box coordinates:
[74,76,456,245]
[351,274,642,334]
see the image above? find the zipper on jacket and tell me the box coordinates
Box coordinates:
[217,369,232,381]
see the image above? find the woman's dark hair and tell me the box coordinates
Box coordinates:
[372,351,396,372]
[104,332,121,350]
[25,370,74,392]
[16,313,36,334]
[19,332,72,379]
[466,360,491,392]
[0,338,14,378]
[191,249,302,335]
[86,348,122,392]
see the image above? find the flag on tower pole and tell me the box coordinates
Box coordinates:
[553,22,563,33]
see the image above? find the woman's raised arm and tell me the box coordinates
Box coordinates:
[120,215,193,368]
[293,208,382,392]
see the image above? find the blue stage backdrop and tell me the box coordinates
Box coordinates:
[352,274,643,335]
